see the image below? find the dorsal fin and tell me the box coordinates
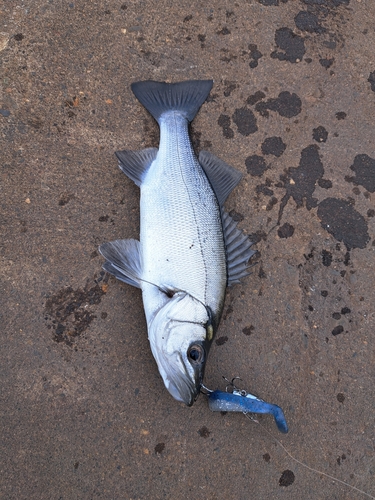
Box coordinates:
[116,148,157,187]
[99,239,142,289]
[221,211,256,286]
[199,151,243,206]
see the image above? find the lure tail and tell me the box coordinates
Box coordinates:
[207,390,289,434]
[131,80,213,123]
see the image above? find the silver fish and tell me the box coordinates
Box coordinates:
[99,80,254,406]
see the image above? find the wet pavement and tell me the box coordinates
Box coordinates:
[1,1,375,498]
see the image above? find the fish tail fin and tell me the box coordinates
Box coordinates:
[131,80,213,123]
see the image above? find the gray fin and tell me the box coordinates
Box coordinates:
[116,148,157,187]
[102,262,140,288]
[131,80,213,123]
[222,211,256,287]
[199,151,243,206]
[99,239,142,289]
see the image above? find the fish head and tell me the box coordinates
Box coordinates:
[148,291,212,406]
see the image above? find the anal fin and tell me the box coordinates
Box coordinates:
[222,211,256,286]
[99,239,142,289]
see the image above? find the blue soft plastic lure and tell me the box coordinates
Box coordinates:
[206,388,288,434]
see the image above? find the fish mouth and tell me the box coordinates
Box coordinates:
[164,348,206,406]
[146,294,211,406]
[166,371,202,406]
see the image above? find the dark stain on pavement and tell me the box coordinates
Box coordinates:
[279,469,295,487]
[215,336,228,346]
[219,48,238,63]
[278,144,324,222]
[332,325,344,336]
[256,180,274,197]
[318,178,332,189]
[223,304,234,321]
[258,0,288,6]
[197,34,206,48]
[45,281,108,346]
[246,155,269,177]
[223,81,237,97]
[322,249,333,267]
[261,136,286,157]
[58,192,75,206]
[346,154,375,192]
[271,27,306,63]
[232,107,258,136]
[300,0,350,21]
[319,58,335,69]
[337,393,345,403]
[248,44,263,69]
[155,443,165,454]
[242,325,254,336]
[301,0,349,8]
[228,209,244,222]
[255,91,302,118]
[368,71,375,92]
[247,91,266,106]
[198,426,211,438]
[318,198,370,249]
[218,114,234,139]
[278,223,295,238]
[263,452,271,463]
[336,111,347,120]
[248,230,268,244]
[295,11,324,34]
[191,128,212,152]
[312,126,328,143]
[217,27,231,36]
[266,197,278,211]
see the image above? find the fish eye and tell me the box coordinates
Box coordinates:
[187,344,204,365]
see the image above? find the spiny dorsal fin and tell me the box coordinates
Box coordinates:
[199,151,243,207]
[99,239,142,289]
[222,211,256,286]
[116,148,157,187]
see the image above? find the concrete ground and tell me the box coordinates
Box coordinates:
[1,1,375,498]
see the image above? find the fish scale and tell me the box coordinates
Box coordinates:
[141,111,226,311]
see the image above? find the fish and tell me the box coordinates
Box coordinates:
[99,80,255,406]
[206,389,288,433]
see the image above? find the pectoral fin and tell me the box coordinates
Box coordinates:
[99,239,142,288]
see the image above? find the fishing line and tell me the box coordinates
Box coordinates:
[244,413,375,500]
